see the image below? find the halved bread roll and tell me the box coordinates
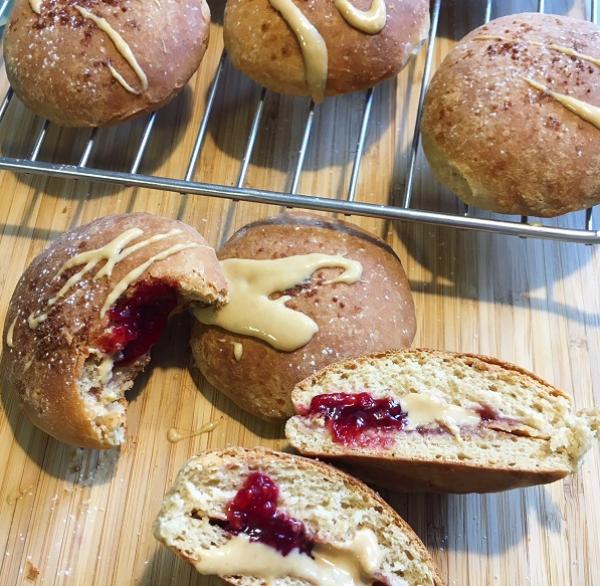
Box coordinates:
[153,447,443,586]
[285,350,600,493]
[3,213,227,449]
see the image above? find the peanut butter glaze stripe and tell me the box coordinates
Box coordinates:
[525,78,600,131]
[334,0,386,34]
[74,5,149,95]
[268,0,328,103]
[194,253,363,351]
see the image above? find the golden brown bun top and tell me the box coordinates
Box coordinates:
[3,213,226,448]
[223,0,430,96]
[421,13,600,217]
[4,0,211,126]
[192,212,416,420]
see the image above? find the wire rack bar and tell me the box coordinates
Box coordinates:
[289,101,315,195]
[237,88,267,188]
[0,0,598,244]
[3,158,598,243]
[347,88,374,203]
[129,113,157,174]
[183,53,226,183]
[29,120,49,161]
[401,0,442,208]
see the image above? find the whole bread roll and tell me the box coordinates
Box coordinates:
[421,13,600,217]
[286,350,600,493]
[191,212,416,421]
[4,0,211,127]
[3,213,227,449]
[154,447,444,586]
[223,0,429,100]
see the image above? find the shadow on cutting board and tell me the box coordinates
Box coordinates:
[382,483,563,556]
[395,221,600,327]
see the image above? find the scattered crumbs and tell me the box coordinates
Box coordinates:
[25,561,40,581]
[6,484,34,505]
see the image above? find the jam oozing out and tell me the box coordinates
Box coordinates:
[221,472,313,556]
[98,281,178,365]
[476,403,500,422]
[307,392,408,446]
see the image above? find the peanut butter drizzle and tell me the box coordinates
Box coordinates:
[402,394,481,439]
[167,418,222,444]
[191,529,383,586]
[268,0,387,102]
[193,253,363,352]
[6,316,17,349]
[28,228,192,329]
[74,5,149,95]
[268,0,328,102]
[232,342,244,361]
[28,0,42,14]
[334,0,386,34]
[525,78,600,131]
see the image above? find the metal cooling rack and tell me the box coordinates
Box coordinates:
[0,0,599,243]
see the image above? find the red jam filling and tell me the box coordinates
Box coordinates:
[306,393,407,446]
[98,281,178,365]
[220,472,313,556]
[476,403,499,421]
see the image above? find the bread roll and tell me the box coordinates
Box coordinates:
[190,212,416,421]
[421,13,600,217]
[223,0,429,101]
[4,0,211,127]
[153,447,444,586]
[3,213,227,449]
[286,350,600,493]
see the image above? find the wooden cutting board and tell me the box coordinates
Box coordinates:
[0,0,599,584]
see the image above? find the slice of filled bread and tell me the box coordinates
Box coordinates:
[153,447,443,586]
[286,350,600,493]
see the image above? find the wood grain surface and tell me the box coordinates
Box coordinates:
[1,0,599,584]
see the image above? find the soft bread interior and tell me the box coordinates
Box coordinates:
[79,350,149,446]
[153,448,440,586]
[286,351,599,475]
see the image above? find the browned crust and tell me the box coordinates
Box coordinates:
[191,212,416,421]
[420,13,600,217]
[4,0,211,127]
[223,0,430,97]
[2,213,227,448]
[166,447,445,586]
[288,349,573,493]
[293,441,568,494]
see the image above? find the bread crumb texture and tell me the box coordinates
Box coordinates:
[154,448,440,586]
[288,350,599,473]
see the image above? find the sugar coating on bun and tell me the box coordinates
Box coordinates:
[4,0,211,127]
[3,213,227,448]
[191,213,416,421]
[421,13,600,217]
[223,0,429,99]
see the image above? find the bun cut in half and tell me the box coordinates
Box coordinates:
[4,0,211,127]
[223,0,430,101]
[286,350,600,493]
[421,13,600,217]
[3,213,227,449]
[153,447,444,586]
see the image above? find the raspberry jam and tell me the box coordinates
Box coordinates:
[221,472,312,556]
[306,392,408,446]
[476,403,499,421]
[99,281,178,365]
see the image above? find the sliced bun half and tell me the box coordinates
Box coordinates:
[286,350,600,493]
[153,447,443,586]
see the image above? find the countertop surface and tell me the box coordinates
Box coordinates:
[0,1,599,584]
